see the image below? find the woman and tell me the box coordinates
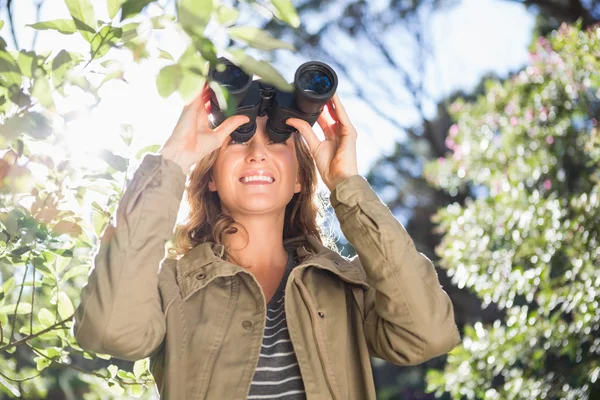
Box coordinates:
[73,83,461,400]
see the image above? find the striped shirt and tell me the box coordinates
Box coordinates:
[248,251,306,400]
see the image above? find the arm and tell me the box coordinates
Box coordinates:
[330,175,461,366]
[72,153,186,361]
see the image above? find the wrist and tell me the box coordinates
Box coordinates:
[159,147,188,174]
[328,173,359,192]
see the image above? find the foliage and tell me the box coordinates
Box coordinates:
[424,23,600,399]
[0,0,298,397]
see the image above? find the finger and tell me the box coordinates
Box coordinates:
[330,93,352,125]
[316,113,333,138]
[316,110,336,140]
[286,118,321,152]
[201,86,211,104]
[214,115,251,140]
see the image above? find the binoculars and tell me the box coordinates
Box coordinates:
[207,57,338,143]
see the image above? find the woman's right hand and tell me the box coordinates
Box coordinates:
[158,85,250,174]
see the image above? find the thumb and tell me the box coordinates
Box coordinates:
[286,118,321,153]
[214,115,251,139]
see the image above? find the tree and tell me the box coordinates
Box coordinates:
[0,0,299,398]
[507,0,600,34]
[425,23,600,399]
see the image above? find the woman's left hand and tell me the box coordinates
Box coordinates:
[286,93,359,192]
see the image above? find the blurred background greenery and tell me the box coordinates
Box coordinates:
[0,0,598,399]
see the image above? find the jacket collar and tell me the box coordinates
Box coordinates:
[175,234,368,301]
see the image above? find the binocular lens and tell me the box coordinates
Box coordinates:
[297,69,334,95]
[212,63,249,91]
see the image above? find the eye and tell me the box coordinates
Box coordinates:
[227,139,287,145]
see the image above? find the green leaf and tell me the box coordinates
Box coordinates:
[178,44,205,70]
[135,144,161,159]
[16,50,38,78]
[52,50,83,90]
[178,68,205,102]
[34,355,52,371]
[133,358,148,378]
[31,73,55,109]
[0,50,23,87]
[0,374,21,397]
[57,291,74,320]
[269,0,300,28]
[64,0,98,42]
[120,124,134,146]
[158,49,174,61]
[54,254,71,274]
[0,302,33,315]
[190,37,216,64]
[224,49,292,92]
[216,6,239,26]
[107,381,125,396]
[121,0,156,21]
[90,26,122,60]
[129,384,144,398]
[0,112,52,141]
[178,0,213,36]
[208,80,236,117]
[38,308,55,328]
[61,264,90,283]
[107,0,125,19]
[0,20,4,31]
[27,19,77,35]
[100,69,125,86]
[227,27,295,51]
[107,364,118,378]
[98,149,128,171]
[120,22,140,42]
[156,64,183,98]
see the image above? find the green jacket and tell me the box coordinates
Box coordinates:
[73,153,461,399]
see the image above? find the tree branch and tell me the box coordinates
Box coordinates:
[0,314,72,352]
[6,0,19,49]
[31,0,44,49]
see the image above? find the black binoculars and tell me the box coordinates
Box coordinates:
[207,57,338,143]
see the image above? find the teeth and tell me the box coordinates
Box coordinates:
[241,176,274,183]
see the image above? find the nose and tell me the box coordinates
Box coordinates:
[245,140,267,163]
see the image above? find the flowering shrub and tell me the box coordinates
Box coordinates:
[425,23,600,399]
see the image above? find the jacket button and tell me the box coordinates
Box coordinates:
[195,272,206,280]
[318,311,325,318]
[242,320,253,330]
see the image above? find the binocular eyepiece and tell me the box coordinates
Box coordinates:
[208,57,338,143]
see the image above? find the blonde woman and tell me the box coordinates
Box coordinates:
[73,83,461,399]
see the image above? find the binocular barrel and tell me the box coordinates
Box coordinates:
[207,57,338,143]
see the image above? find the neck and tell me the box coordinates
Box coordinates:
[222,210,289,273]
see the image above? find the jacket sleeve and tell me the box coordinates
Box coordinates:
[330,175,461,366]
[72,153,186,361]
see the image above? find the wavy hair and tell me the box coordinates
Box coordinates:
[167,131,336,261]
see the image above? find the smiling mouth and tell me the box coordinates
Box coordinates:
[239,176,275,184]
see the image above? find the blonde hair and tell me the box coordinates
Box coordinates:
[167,131,337,260]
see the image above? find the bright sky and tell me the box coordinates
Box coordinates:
[5,0,535,180]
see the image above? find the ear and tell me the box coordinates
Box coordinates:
[208,175,217,192]
[294,174,302,194]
